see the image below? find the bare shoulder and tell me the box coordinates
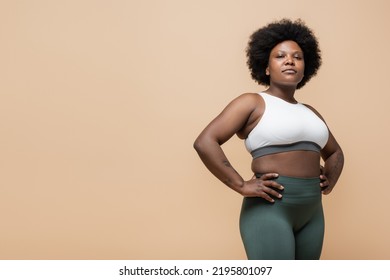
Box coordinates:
[226,92,263,110]
[232,92,261,102]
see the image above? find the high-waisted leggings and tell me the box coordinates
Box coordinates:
[239,175,324,260]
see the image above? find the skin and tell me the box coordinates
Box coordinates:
[194,40,344,203]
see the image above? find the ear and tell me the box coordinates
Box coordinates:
[265,66,270,76]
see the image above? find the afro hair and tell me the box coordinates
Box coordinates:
[246,18,322,89]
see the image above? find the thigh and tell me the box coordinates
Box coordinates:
[295,205,325,260]
[240,197,295,260]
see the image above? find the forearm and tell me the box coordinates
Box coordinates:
[323,148,344,188]
[194,138,245,193]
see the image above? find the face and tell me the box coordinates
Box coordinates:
[266,40,305,87]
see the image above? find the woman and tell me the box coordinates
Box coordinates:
[193,19,344,260]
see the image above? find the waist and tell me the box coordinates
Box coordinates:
[250,141,321,159]
[256,173,320,183]
[255,174,321,198]
[252,150,322,178]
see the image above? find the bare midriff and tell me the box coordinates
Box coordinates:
[251,150,321,178]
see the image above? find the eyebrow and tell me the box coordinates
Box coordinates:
[274,50,303,54]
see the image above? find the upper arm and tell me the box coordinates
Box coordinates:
[303,103,343,161]
[196,93,259,145]
[321,130,342,161]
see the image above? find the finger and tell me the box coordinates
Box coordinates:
[321,184,333,194]
[257,185,283,199]
[320,180,329,188]
[263,180,284,191]
[260,173,279,180]
[258,174,284,190]
[319,174,328,187]
[265,187,283,199]
[257,192,276,203]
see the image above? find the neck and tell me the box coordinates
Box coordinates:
[265,84,297,103]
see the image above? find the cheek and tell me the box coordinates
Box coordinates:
[297,62,305,75]
[268,61,282,72]
[300,61,305,70]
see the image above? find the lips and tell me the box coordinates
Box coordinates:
[282,69,297,74]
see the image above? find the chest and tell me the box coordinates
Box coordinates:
[262,103,323,137]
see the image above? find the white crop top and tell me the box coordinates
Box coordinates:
[245,92,329,158]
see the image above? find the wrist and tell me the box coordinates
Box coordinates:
[224,177,245,193]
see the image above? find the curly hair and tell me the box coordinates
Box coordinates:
[246,18,322,89]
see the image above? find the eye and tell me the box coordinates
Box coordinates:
[294,54,303,60]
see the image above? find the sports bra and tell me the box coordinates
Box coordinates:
[245,92,329,159]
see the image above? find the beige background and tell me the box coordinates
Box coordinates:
[0,0,389,259]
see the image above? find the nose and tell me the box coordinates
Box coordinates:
[285,55,295,65]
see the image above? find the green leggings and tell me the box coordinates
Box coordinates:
[239,175,324,260]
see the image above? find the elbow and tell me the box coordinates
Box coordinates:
[193,139,199,152]
[193,137,204,154]
[193,134,214,155]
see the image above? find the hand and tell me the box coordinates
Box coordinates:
[240,173,284,202]
[320,165,333,195]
